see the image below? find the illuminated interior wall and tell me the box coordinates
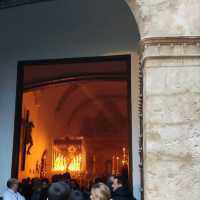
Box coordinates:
[86,142,129,178]
[18,91,54,180]
[52,80,130,179]
[18,80,130,181]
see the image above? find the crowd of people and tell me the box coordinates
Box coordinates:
[2,174,136,200]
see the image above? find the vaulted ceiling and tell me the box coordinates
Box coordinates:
[30,80,129,141]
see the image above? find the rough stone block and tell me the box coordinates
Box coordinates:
[144,94,200,124]
[144,158,200,200]
[144,67,200,95]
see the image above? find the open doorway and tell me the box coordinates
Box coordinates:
[12,55,132,188]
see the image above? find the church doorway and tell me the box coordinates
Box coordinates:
[12,55,133,188]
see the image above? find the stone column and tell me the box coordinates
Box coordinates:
[140,37,200,200]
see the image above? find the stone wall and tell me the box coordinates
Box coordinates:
[125,1,200,198]
[125,0,200,38]
[141,38,200,200]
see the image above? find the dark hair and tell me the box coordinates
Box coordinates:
[63,172,71,181]
[106,176,114,191]
[52,175,64,183]
[94,177,103,184]
[114,176,127,186]
[69,190,84,200]
[70,180,80,190]
[48,182,71,200]
[32,178,42,191]
[41,178,49,184]
[7,178,19,189]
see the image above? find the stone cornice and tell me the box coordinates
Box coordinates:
[139,37,200,64]
[140,37,200,49]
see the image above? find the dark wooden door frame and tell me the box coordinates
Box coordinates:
[12,54,135,187]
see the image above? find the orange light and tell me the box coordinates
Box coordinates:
[52,153,67,171]
[68,154,82,172]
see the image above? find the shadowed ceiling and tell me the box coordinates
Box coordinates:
[0,0,51,9]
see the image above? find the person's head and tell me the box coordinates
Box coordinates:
[90,183,111,200]
[106,176,114,191]
[69,190,84,200]
[70,179,80,190]
[48,181,71,200]
[63,172,71,181]
[94,178,103,184]
[7,178,19,192]
[112,176,125,191]
[32,178,42,191]
[41,178,49,189]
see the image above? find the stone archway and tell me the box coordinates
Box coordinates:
[125,1,200,200]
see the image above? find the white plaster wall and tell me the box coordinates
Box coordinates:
[0,0,140,198]
[0,65,17,196]
[131,53,141,200]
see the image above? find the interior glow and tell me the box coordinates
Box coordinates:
[19,79,129,180]
[68,154,82,172]
[52,151,67,171]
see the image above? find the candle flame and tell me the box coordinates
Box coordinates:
[68,154,82,172]
[52,154,67,171]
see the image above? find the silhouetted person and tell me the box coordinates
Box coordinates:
[31,178,42,200]
[81,186,90,200]
[69,190,84,200]
[106,176,114,192]
[63,172,71,183]
[48,182,71,200]
[70,179,80,190]
[21,178,32,200]
[52,174,64,183]
[94,177,103,184]
[112,176,134,200]
[39,178,49,200]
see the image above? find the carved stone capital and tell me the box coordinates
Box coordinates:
[139,37,200,66]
